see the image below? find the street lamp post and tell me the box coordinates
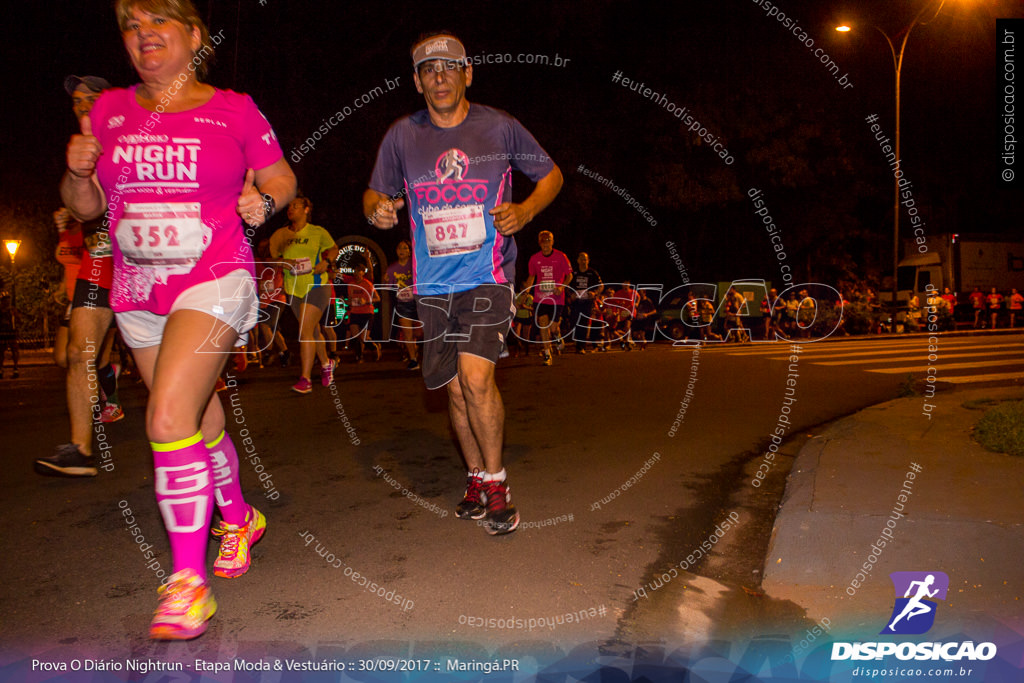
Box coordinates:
[4,239,21,338]
[838,0,949,309]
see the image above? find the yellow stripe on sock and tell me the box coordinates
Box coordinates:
[204,430,226,449]
[150,431,204,452]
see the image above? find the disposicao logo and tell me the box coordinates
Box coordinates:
[881,571,948,635]
[831,571,997,662]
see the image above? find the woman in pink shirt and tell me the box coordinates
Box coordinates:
[61,0,296,640]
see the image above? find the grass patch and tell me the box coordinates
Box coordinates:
[963,398,1003,411]
[973,400,1024,457]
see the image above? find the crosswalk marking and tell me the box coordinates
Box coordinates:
[708,339,1022,357]
[800,343,1024,359]
[708,334,1024,385]
[869,360,1024,374]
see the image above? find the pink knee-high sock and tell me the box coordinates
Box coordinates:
[206,430,249,526]
[152,432,214,580]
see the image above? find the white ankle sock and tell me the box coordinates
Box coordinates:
[482,469,506,483]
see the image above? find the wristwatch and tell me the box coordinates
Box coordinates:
[261,192,276,221]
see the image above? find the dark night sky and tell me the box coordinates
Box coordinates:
[3,0,1021,290]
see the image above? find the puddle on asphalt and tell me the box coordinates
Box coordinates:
[605,433,820,654]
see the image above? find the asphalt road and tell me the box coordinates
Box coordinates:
[0,333,954,673]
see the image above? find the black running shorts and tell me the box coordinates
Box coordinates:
[72,279,111,310]
[416,284,514,390]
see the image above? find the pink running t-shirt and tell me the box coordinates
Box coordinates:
[528,249,573,305]
[90,86,284,314]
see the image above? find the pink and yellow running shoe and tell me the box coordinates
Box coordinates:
[149,569,216,640]
[212,505,266,579]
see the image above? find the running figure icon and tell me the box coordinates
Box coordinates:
[887,574,939,632]
[881,571,949,635]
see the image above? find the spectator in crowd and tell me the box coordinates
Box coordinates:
[1010,288,1023,328]
[779,291,800,337]
[524,230,572,366]
[344,261,380,363]
[699,296,721,342]
[383,240,419,369]
[510,284,534,358]
[761,288,777,340]
[987,287,1004,329]
[606,281,637,350]
[52,208,83,369]
[254,238,290,367]
[969,286,985,328]
[593,290,612,351]
[906,295,922,332]
[833,292,850,336]
[863,287,884,333]
[797,289,816,338]
[722,286,746,342]
[631,288,658,349]
[925,288,943,326]
[37,75,125,480]
[570,252,603,353]
[941,287,957,316]
[322,260,345,362]
[684,291,702,342]
[0,293,19,379]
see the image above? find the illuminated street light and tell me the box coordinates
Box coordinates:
[3,239,21,339]
[838,0,949,307]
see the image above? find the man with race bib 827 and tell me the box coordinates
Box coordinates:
[364,32,562,535]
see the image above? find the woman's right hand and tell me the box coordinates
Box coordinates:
[66,116,102,180]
